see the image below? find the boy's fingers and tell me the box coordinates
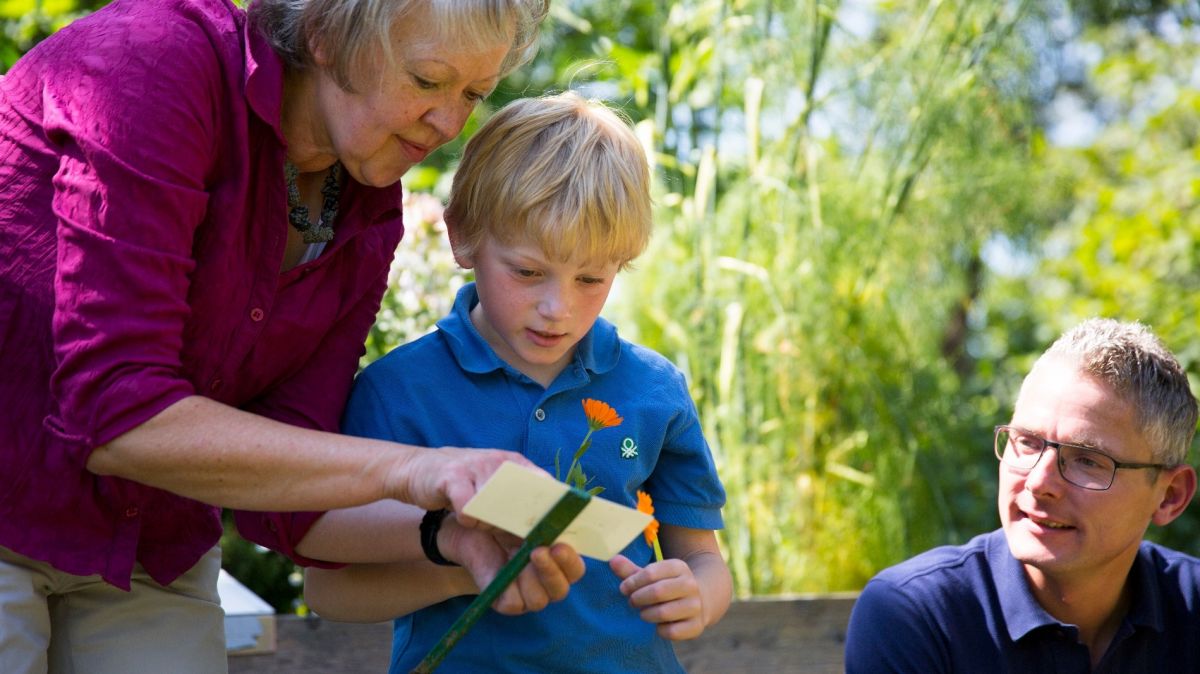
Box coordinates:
[491,582,526,615]
[637,592,703,624]
[655,615,705,642]
[626,567,699,607]
[528,546,576,603]
[550,543,586,584]
[492,544,583,615]
[513,563,550,613]
[608,554,641,583]
[617,557,687,596]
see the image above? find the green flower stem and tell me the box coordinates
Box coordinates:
[411,487,592,674]
[563,428,596,487]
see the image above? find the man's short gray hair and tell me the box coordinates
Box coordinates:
[1033,318,1197,465]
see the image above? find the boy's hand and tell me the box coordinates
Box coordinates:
[442,514,585,615]
[610,554,706,641]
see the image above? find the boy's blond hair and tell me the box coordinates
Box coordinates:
[445,92,652,269]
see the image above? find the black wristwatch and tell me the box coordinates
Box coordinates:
[419,509,460,567]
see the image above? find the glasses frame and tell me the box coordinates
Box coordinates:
[993,424,1171,491]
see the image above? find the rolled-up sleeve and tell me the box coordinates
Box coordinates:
[44,21,221,463]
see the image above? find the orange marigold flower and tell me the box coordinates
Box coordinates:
[636,490,655,517]
[643,519,660,548]
[636,490,660,549]
[582,399,622,431]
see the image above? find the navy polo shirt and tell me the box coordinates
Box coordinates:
[342,283,726,674]
[844,528,1200,673]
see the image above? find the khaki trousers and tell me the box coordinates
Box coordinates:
[0,544,227,674]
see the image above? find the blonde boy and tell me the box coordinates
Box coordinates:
[304,92,731,673]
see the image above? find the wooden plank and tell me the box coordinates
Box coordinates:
[228,617,391,673]
[229,595,857,673]
[674,595,856,674]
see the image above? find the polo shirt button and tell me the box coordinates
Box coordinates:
[534,408,546,421]
[250,307,265,322]
[124,506,139,518]
[210,378,223,393]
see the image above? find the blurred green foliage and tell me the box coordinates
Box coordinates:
[0,0,104,67]
[8,0,1199,608]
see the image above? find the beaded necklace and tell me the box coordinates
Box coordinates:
[284,160,342,244]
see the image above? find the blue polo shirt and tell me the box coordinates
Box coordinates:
[341,283,726,674]
[844,528,1200,673]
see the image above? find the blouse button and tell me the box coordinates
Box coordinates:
[250,307,265,322]
[534,408,546,421]
[124,506,139,518]
[210,378,223,393]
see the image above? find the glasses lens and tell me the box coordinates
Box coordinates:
[996,427,1042,468]
[1058,445,1116,490]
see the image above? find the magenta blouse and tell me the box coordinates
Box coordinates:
[0,0,405,589]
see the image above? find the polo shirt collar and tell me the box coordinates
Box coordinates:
[989,530,1164,642]
[988,530,1065,641]
[1125,543,1165,632]
[436,283,621,378]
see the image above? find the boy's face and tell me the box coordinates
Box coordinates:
[459,235,620,387]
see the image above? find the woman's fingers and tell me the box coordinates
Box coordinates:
[390,449,541,523]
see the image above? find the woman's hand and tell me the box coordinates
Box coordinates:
[440,513,585,615]
[386,447,536,525]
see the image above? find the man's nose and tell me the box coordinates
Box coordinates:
[1023,445,1066,494]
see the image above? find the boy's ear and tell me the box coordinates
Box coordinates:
[443,212,475,269]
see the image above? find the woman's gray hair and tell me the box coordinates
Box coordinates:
[1031,318,1198,465]
[248,0,550,91]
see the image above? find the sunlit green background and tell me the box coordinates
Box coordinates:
[8,0,1199,612]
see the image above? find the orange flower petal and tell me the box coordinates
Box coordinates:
[636,490,659,546]
[582,399,623,430]
[636,490,654,517]
[643,518,660,547]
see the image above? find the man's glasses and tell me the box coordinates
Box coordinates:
[993,425,1171,491]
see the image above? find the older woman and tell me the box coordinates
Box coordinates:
[0,0,583,671]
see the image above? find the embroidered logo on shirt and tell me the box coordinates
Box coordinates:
[620,437,639,459]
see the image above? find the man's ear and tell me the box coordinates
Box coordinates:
[1152,464,1197,526]
[443,212,474,269]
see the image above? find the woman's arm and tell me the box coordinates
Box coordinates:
[87,395,528,516]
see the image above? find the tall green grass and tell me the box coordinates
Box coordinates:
[603,0,1041,595]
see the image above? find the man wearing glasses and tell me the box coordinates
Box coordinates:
[845,318,1200,673]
